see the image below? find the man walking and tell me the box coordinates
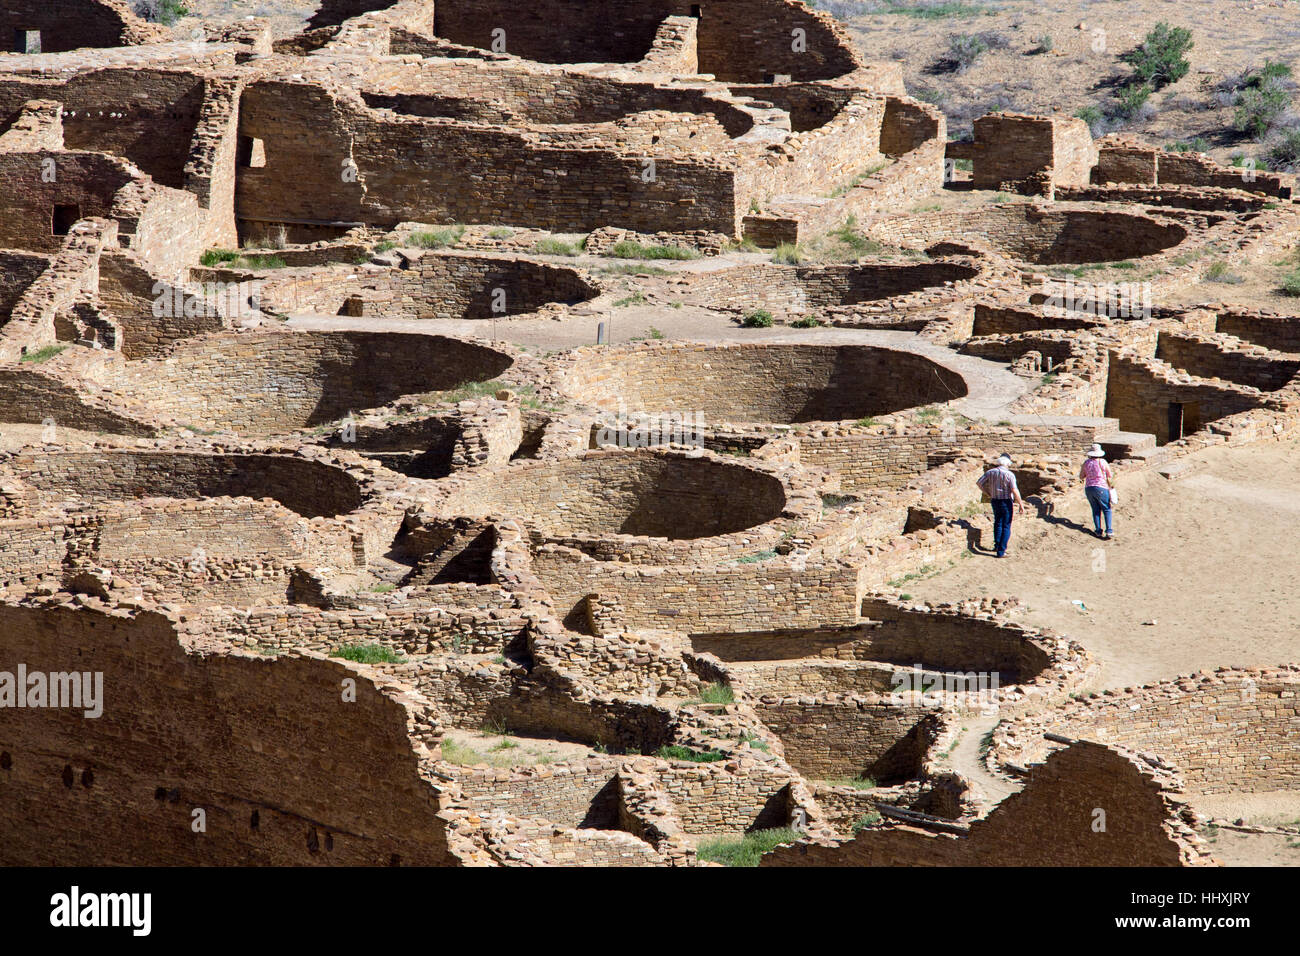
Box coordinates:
[976,454,1026,558]
[1079,443,1116,540]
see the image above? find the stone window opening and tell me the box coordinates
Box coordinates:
[13,29,40,54]
[237,135,266,168]
[52,204,80,236]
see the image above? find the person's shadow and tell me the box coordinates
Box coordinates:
[1032,496,1095,537]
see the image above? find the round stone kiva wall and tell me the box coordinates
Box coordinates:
[115,331,515,435]
[9,450,365,518]
[562,344,969,424]
[883,205,1187,266]
[441,451,787,539]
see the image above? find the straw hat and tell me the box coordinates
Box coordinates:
[1086,444,1106,458]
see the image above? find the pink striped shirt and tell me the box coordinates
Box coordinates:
[1082,458,1112,488]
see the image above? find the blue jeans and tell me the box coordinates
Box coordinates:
[990,498,1014,555]
[1085,486,1112,535]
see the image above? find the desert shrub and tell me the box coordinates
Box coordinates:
[1121,23,1193,90]
[1282,269,1300,297]
[1266,128,1300,171]
[946,32,989,71]
[741,309,775,328]
[1234,83,1290,139]
[134,0,188,25]
[1204,261,1244,284]
[1116,82,1154,119]
[1074,104,1106,135]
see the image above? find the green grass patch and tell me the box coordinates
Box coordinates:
[410,226,465,249]
[791,315,823,328]
[330,643,404,665]
[872,1,990,19]
[852,812,883,833]
[608,240,699,260]
[696,828,802,867]
[1204,260,1244,284]
[599,263,671,276]
[771,243,803,265]
[694,682,735,706]
[613,291,648,308]
[655,745,727,763]
[19,344,67,364]
[535,237,578,256]
[1282,269,1300,297]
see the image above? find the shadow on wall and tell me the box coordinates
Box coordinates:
[114,331,515,434]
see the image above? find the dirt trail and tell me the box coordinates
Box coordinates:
[909,439,1300,863]
[908,439,1300,691]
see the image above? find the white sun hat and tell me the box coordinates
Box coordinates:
[997,454,1013,466]
[1086,444,1106,458]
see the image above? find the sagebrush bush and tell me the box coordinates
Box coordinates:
[947,33,989,71]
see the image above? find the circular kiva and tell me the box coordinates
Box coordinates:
[8,449,365,518]
[883,204,1188,266]
[560,343,969,425]
[113,330,515,436]
[439,449,787,540]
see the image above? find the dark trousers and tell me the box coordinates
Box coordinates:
[991,498,1014,555]
[1085,485,1113,535]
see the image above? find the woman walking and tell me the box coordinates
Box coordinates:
[1080,444,1115,540]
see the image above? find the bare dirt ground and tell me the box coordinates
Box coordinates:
[908,438,1300,689]
[906,438,1300,863]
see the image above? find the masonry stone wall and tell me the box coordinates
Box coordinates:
[108,330,514,434]
[0,0,171,54]
[431,0,861,81]
[0,250,48,318]
[1156,331,1300,392]
[340,252,600,320]
[761,741,1205,866]
[441,450,787,540]
[531,548,862,632]
[753,698,941,782]
[1216,309,1300,354]
[1104,350,1266,444]
[995,669,1300,795]
[236,80,742,236]
[967,113,1096,195]
[9,449,366,518]
[0,151,133,253]
[0,69,207,189]
[0,603,451,865]
[682,260,979,315]
[869,203,1187,266]
[562,343,968,425]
